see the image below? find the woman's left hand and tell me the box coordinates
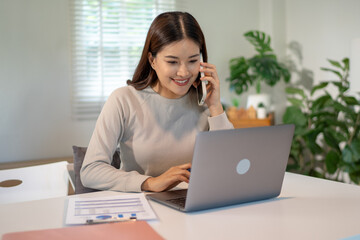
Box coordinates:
[200,62,224,117]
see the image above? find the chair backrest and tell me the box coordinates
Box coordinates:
[72,146,120,194]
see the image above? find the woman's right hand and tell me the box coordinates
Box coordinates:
[141,163,191,192]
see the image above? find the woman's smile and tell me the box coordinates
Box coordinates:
[172,77,191,86]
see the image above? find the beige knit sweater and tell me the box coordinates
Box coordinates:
[81,86,233,192]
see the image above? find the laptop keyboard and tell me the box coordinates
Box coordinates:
[166,197,186,208]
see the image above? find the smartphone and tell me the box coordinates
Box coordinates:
[197,54,207,106]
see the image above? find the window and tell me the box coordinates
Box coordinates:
[70,0,185,120]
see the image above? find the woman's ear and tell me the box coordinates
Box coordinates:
[148,52,155,69]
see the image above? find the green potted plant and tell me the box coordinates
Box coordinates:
[257,102,267,119]
[283,57,360,184]
[227,30,291,111]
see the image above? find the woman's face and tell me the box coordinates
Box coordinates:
[149,38,201,99]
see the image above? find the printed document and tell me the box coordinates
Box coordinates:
[66,193,157,224]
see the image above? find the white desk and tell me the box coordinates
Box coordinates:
[0,172,360,240]
[0,161,69,204]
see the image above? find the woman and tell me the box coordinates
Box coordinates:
[81,11,233,193]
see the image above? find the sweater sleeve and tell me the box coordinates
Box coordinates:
[208,111,234,130]
[80,90,150,192]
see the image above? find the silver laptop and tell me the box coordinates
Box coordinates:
[147,124,294,212]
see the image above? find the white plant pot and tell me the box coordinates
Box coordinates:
[257,107,267,119]
[246,93,271,111]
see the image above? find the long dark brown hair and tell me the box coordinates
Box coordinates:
[127,11,208,90]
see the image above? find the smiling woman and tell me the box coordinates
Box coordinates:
[149,39,201,99]
[80,11,233,193]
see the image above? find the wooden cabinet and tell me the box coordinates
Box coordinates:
[228,113,274,128]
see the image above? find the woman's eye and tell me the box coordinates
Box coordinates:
[189,59,198,63]
[167,61,177,64]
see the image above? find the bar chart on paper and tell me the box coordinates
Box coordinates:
[66,193,157,224]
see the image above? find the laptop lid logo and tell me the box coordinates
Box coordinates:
[236,159,251,175]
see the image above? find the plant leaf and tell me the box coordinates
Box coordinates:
[333,101,357,122]
[342,96,359,106]
[328,59,344,70]
[325,150,340,174]
[332,81,348,93]
[310,111,337,119]
[285,87,306,99]
[227,57,252,94]
[249,55,288,87]
[231,98,239,108]
[350,139,360,162]
[349,171,360,184]
[315,117,350,138]
[287,97,305,108]
[279,63,291,83]
[244,31,273,54]
[332,129,347,143]
[311,95,332,112]
[320,67,342,79]
[342,145,354,163]
[303,129,322,154]
[323,129,340,152]
[342,58,350,71]
[283,106,307,127]
[309,169,325,178]
[311,82,329,96]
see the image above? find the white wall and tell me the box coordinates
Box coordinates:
[286,0,360,87]
[1,0,359,163]
[188,0,260,106]
[0,0,96,163]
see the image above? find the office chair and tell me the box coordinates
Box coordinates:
[72,146,121,194]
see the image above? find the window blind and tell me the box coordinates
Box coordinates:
[70,0,186,120]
